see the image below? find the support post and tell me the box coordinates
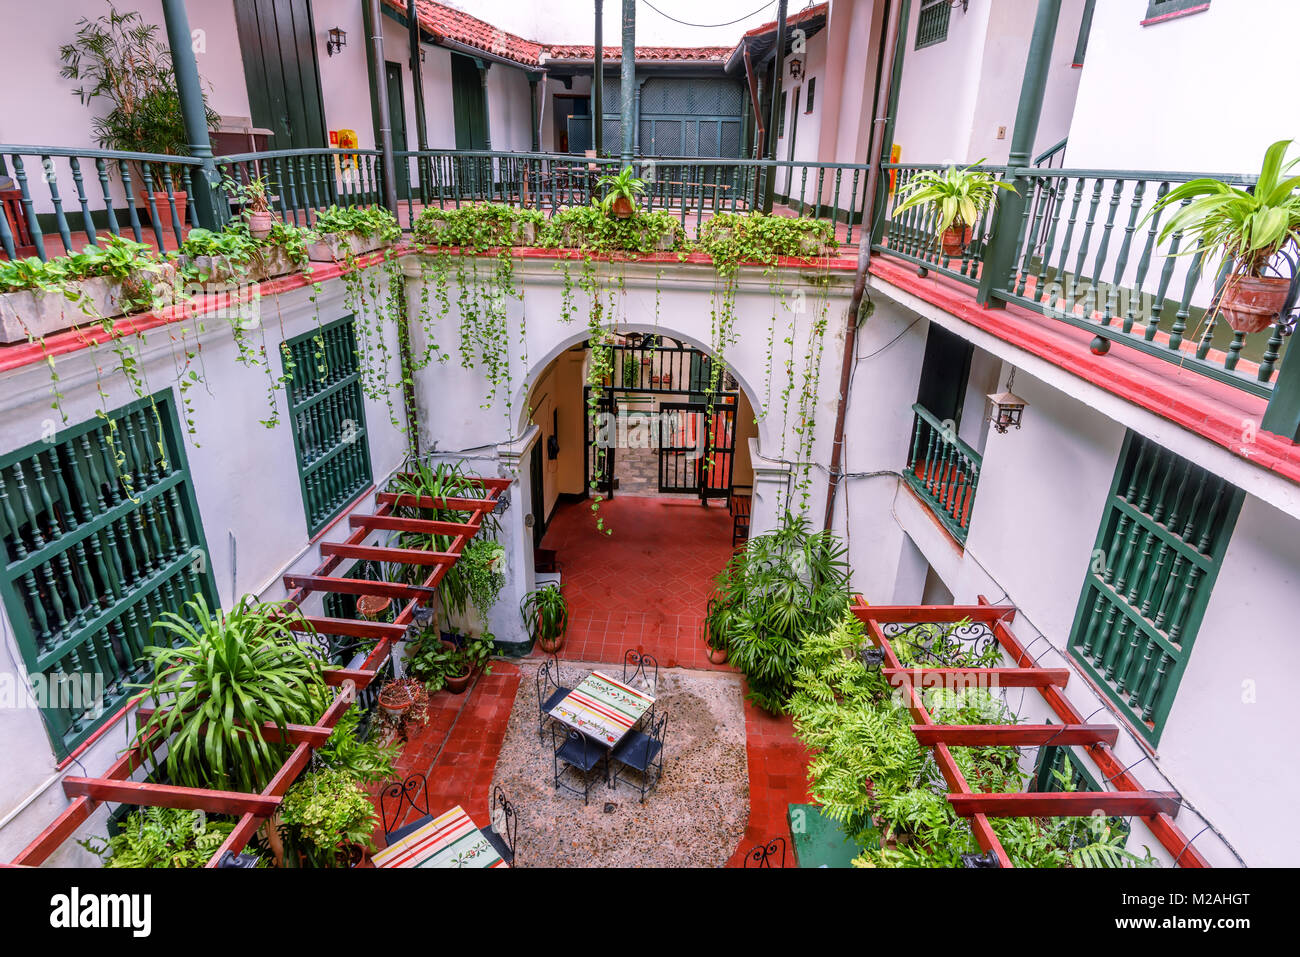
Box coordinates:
[762,0,789,212]
[1261,304,1300,441]
[364,0,399,212]
[620,0,635,166]
[594,0,604,156]
[408,0,428,152]
[529,75,541,152]
[976,0,1062,307]
[479,61,494,150]
[160,0,219,229]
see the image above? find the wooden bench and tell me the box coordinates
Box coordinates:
[730,486,752,547]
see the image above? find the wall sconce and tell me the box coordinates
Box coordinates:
[788,57,804,80]
[987,369,1027,434]
[949,0,970,11]
[326,27,347,57]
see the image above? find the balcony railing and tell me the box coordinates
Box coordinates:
[903,403,982,543]
[875,162,1300,402]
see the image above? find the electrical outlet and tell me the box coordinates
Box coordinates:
[996,125,1007,140]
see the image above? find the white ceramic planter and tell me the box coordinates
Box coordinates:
[0,262,178,344]
[305,231,390,263]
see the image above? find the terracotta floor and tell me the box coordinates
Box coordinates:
[537,494,738,671]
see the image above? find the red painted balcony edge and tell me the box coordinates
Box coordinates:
[868,256,1300,487]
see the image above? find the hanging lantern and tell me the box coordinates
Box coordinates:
[326,27,347,57]
[987,369,1027,434]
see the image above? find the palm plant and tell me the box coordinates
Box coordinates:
[132,594,330,792]
[520,583,569,652]
[597,166,648,218]
[1146,139,1300,332]
[890,162,1015,255]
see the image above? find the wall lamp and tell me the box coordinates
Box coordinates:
[788,57,804,80]
[987,368,1028,435]
[326,27,347,57]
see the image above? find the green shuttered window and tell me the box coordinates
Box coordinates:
[916,0,952,49]
[1067,433,1242,745]
[0,392,217,758]
[284,316,373,536]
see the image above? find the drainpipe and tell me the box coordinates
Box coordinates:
[407,0,428,151]
[365,0,399,212]
[619,0,635,166]
[160,0,219,228]
[762,0,789,211]
[594,0,604,155]
[822,0,905,532]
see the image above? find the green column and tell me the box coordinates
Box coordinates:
[1261,346,1300,441]
[363,0,399,212]
[762,0,789,212]
[977,0,1062,307]
[594,0,604,156]
[620,0,635,166]
[160,0,218,229]
[529,75,541,152]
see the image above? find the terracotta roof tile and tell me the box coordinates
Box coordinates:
[543,45,733,63]
[741,1,829,38]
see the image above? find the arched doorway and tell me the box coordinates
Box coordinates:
[522,330,760,669]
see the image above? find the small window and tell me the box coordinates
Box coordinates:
[1142,0,1210,24]
[777,90,787,138]
[916,0,951,49]
[805,77,816,114]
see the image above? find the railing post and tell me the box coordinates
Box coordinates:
[363,0,399,212]
[1261,306,1300,442]
[976,0,1062,308]
[160,0,219,230]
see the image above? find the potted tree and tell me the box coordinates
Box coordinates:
[597,167,648,220]
[59,4,221,229]
[889,162,1016,259]
[520,584,569,653]
[1147,139,1300,334]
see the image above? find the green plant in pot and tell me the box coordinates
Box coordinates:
[890,161,1015,259]
[406,626,470,694]
[520,583,569,653]
[597,166,648,219]
[59,3,221,226]
[1146,139,1300,334]
[226,175,275,240]
[278,768,379,868]
[80,806,240,868]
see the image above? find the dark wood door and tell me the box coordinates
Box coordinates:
[916,323,974,426]
[385,62,410,198]
[234,0,328,151]
[451,53,488,150]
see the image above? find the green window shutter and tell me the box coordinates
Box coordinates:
[0,391,217,759]
[916,0,952,49]
[777,91,787,138]
[283,316,374,536]
[1067,433,1242,745]
[1033,739,1131,841]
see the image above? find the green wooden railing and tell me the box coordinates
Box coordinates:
[1066,432,1243,745]
[903,403,982,543]
[0,391,217,757]
[214,148,385,229]
[283,316,373,536]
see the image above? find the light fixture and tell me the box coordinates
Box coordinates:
[987,368,1027,434]
[788,57,804,80]
[949,0,970,12]
[326,27,347,57]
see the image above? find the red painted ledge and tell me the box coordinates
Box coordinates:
[868,256,1300,487]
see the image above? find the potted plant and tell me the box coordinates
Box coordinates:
[1147,139,1300,334]
[462,631,497,679]
[59,4,221,229]
[597,167,648,220]
[889,161,1016,259]
[377,677,415,720]
[703,594,729,665]
[375,676,429,738]
[227,175,276,240]
[278,768,379,868]
[442,641,475,694]
[306,205,401,262]
[520,583,569,653]
[356,593,392,621]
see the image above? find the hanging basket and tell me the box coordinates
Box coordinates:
[940,225,972,259]
[1218,274,1291,334]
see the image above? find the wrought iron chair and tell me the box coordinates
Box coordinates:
[379,771,433,844]
[742,836,787,868]
[552,725,607,806]
[478,784,519,866]
[536,654,572,741]
[610,711,668,803]
[622,650,659,696]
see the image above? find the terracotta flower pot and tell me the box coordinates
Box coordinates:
[377,682,414,719]
[1219,274,1290,334]
[706,645,728,665]
[610,195,635,219]
[357,594,392,621]
[248,209,274,240]
[139,189,187,228]
[442,639,473,694]
[940,225,972,259]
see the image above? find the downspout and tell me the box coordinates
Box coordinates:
[743,45,765,160]
[407,0,428,151]
[822,0,904,532]
[365,0,399,212]
[762,0,789,211]
[593,0,604,155]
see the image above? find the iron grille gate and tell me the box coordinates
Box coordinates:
[1066,432,1243,745]
[584,389,616,499]
[0,391,217,758]
[657,401,737,499]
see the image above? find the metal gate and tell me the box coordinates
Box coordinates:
[658,402,705,494]
[701,401,737,503]
[584,388,616,499]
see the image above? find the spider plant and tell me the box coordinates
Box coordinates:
[597,166,648,218]
[132,594,330,792]
[890,161,1016,248]
[520,583,569,652]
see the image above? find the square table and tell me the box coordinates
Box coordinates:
[371,805,507,869]
[548,670,656,747]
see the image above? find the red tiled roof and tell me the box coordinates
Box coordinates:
[543,45,733,63]
[741,1,829,38]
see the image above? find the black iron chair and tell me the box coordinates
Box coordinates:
[622,650,659,696]
[536,654,571,741]
[610,711,668,803]
[552,725,607,806]
[742,836,787,868]
[478,784,519,866]
[380,771,432,844]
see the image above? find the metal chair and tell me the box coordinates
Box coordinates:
[552,725,607,806]
[479,784,519,866]
[379,771,432,844]
[610,711,668,803]
[536,654,571,741]
[742,836,787,868]
[622,650,659,696]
